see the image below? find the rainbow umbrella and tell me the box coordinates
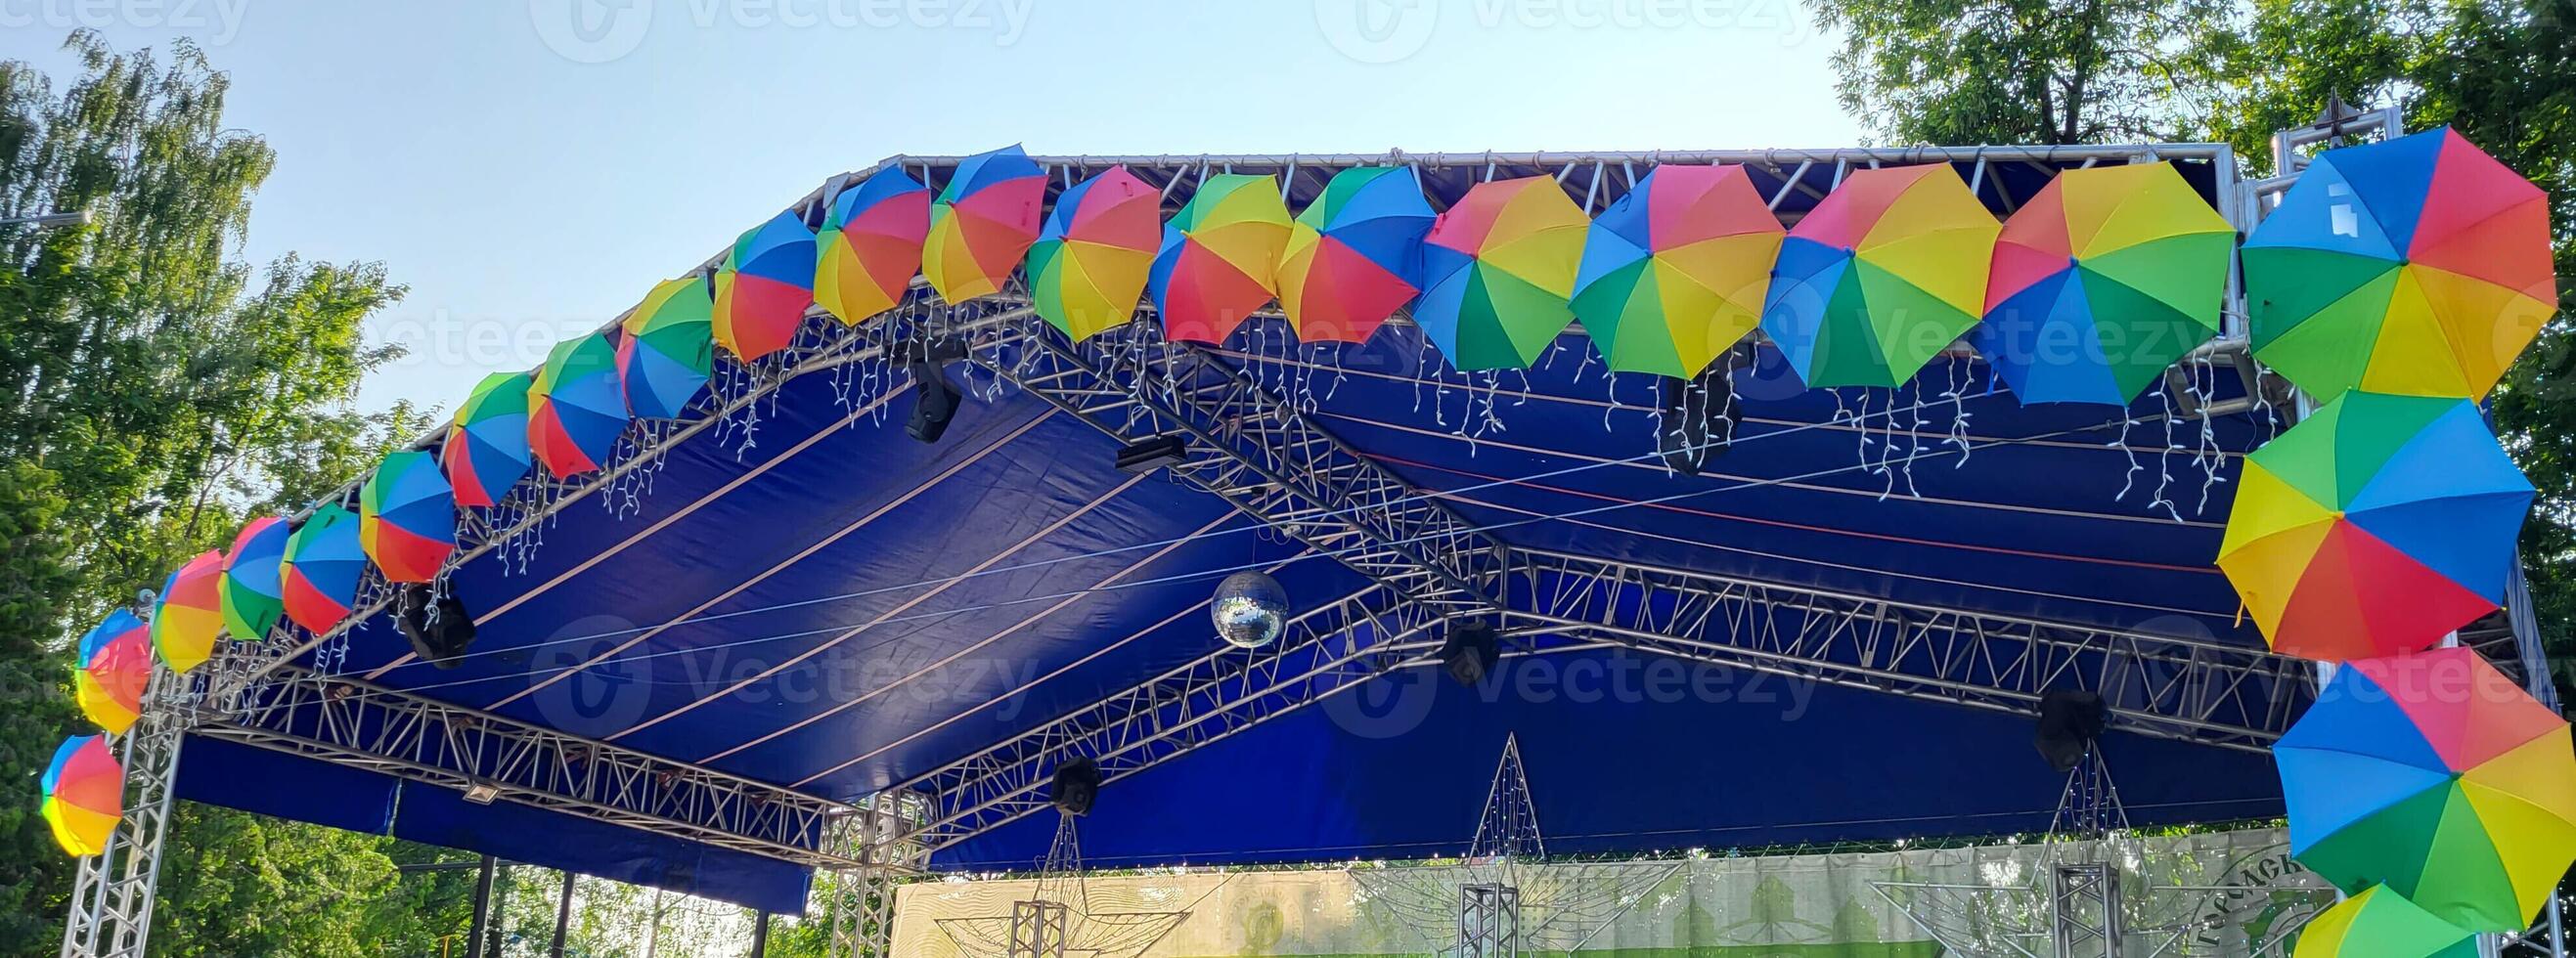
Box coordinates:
[281,502,366,633]
[2291,886,2476,958]
[73,610,151,735]
[529,333,629,479]
[816,165,930,326]
[1760,164,2000,388]
[2276,647,2576,931]
[2244,127,2556,401]
[923,145,1045,304]
[218,516,289,642]
[1151,173,1293,343]
[152,549,223,675]
[444,371,534,508]
[1414,176,1589,370]
[1277,166,1434,344]
[1028,166,1159,342]
[361,451,456,584]
[714,211,816,363]
[40,736,120,857]
[619,277,714,419]
[1572,164,1786,377]
[1974,162,2234,405]
[2216,390,2532,661]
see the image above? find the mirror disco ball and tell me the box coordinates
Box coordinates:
[1211,571,1288,649]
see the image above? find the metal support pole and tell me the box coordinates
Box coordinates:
[550,870,574,958]
[750,911,771,957]
[486,864,511,958]
[466,856,495,958]
[60,661,188,958]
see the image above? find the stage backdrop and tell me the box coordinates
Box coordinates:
[893,827,2329,957]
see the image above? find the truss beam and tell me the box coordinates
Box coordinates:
[191,656,868,870]
[965,326,1510,616]
[1499,549,2313,751]
[890,581,1449,850]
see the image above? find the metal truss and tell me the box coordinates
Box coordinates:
[889,581,1450,851]
[60,664,186,958]
[1498,548,2314,751]
[812,145,2241,240]
[964,322,1511,617]
[190,654,869,870]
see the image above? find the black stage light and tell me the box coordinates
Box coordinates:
[905,360,960,444]
[395,584,477,670]
[1438,621,1501,687]
[1049,757,1103,815]
[2033,689,2110,772]
[1115,434,1189,473]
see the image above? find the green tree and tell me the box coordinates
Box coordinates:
[0,30,431,957]
[1812,0,2238,144]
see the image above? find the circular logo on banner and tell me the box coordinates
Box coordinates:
[523,615,655,736]
[529,0,653,64]
[1313,0,1440,65]
[1322,666,1440,739]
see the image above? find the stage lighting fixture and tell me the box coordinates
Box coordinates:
[905,360,961,444]
[1115,434,1189,473]
[394,583,477,670]
[1437,621,1501,687]
[461,782,501,806]
[1049,757,1103,815]
[2032,689,2109,772]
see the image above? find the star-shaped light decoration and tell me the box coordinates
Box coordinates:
[932,813,1196,958]
[1350,733,1685,954]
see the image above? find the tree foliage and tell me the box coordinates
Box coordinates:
[0,31,434,958]
[1813,0,2239,144]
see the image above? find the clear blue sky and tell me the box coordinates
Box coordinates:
[0,0,1863,416]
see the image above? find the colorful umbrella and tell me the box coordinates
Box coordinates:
[2216,390,2532,661]
[361,450,457,584]
[1151,173,1293,343]
[444,371,535,508]
[619,277,714,419]
[2291,885,2476,958]
[40,736,120,857]
[816,165,930,326]
[1760,164,2000,388]
[529,333,629,479]
[1277,166,1434,344]
[1974,162,2234,405]
[1028,166,1159,342]
[281,502,367,633]
[714,211,816,363]
[218,516,289,642]
[152,549,223,675]
[923,145,1045,304]
[1414,176,1589,370]
[2275,647,2576,931]
[72,610,150,735]
[2244,127,2556,401]
[1572,164,1786,377]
